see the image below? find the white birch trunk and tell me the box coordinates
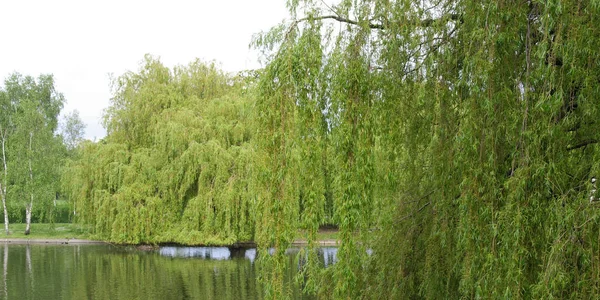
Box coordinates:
[26,244,33,290]
[25,132,33,235]
[0,132,8,235]
[24,201,32,235]
[0,182,7,236]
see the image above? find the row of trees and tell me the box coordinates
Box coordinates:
[0,74,84,235]
[57,0,600,298]
[60,55,343,247]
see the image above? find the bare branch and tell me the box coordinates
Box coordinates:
[299,14,385,29]
[396,201,432,223]
[289,13,462,32]
[402,25,458,76]
[319,0,340,18]
[567,139,598,151]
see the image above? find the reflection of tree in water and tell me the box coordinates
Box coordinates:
[2,244,6,300]
[159,247,231,260]
[319,247,338,268]
[0,245,322,299]
[25,244,34,293]
[156,246,340,270]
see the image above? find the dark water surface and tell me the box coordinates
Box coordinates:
[0,244,337,300]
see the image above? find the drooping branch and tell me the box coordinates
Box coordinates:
[280,13,462,74]
[396,201,431,223]
[567,139,598,151]
[296,14,385,29]
[290,13,462,31]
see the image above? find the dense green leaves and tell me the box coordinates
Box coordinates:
[0,73,65,234]
[253,0,600,298]
[57,0,600,298]
[64,56,259,245]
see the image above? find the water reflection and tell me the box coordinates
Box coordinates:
[0,245,268,300]
[320,247,338,267]
[2,244,6,300]
[0,244,337,299]
[244,248,257,263]
[157,246,339,268]
[159,246,231,260]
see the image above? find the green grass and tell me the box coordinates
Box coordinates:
[296,229,340,241]
[0,223,339,243]
[0,223,91,240]
[316,229,339,241]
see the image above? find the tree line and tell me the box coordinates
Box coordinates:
[6,0,600,298]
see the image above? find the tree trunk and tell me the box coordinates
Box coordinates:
[0,133,8,235]
[1,194,7,236]
[25,132,33,236]
[24,200,32,235]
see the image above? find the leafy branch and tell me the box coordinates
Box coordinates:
[289,13,462,31]
[283,13,462,41]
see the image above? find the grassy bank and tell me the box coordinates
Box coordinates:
[0,223,91,240]
[0,223,339,245]
[296,229,339,241]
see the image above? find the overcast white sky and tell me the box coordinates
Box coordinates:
[0,0,289,140]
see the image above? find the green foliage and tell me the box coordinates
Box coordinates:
[60,1,600,298]
[0,73,66,233]
[254,0,600,298]
[0,201,71,224]
[64,56,258,246]
[60,110,86,152]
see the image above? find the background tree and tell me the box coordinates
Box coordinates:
[64,56,258,245]
[1,73,64,235]
[0,89,11,234]
[60,110,86,153]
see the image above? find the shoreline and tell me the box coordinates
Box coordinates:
[232,239,339,248]
[0,238,339,247]
[0,238,108,245]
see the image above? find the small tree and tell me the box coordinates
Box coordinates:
[60,110,86,153]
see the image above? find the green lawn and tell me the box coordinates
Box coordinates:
[0,223,339,243]
[0,223,91,240]
[296,229,339,241]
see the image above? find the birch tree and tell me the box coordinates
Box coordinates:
[2,73,64,235]
[0,90,10,235]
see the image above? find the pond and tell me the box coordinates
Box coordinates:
[0,244,338,300]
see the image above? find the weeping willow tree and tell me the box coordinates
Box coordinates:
[63,55,258,245]
[254,0,600,298]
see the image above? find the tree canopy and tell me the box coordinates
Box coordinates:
[64,56,261,245]
[0,73,66,233]
[251,0,600,298]
[60,0,600,298]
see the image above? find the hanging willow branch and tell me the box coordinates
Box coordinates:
[291,13,462,30]
[396,201,432,223]
[284,13,463,40]
[567,139,598,151]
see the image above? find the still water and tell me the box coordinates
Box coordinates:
[0,244,337,300]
